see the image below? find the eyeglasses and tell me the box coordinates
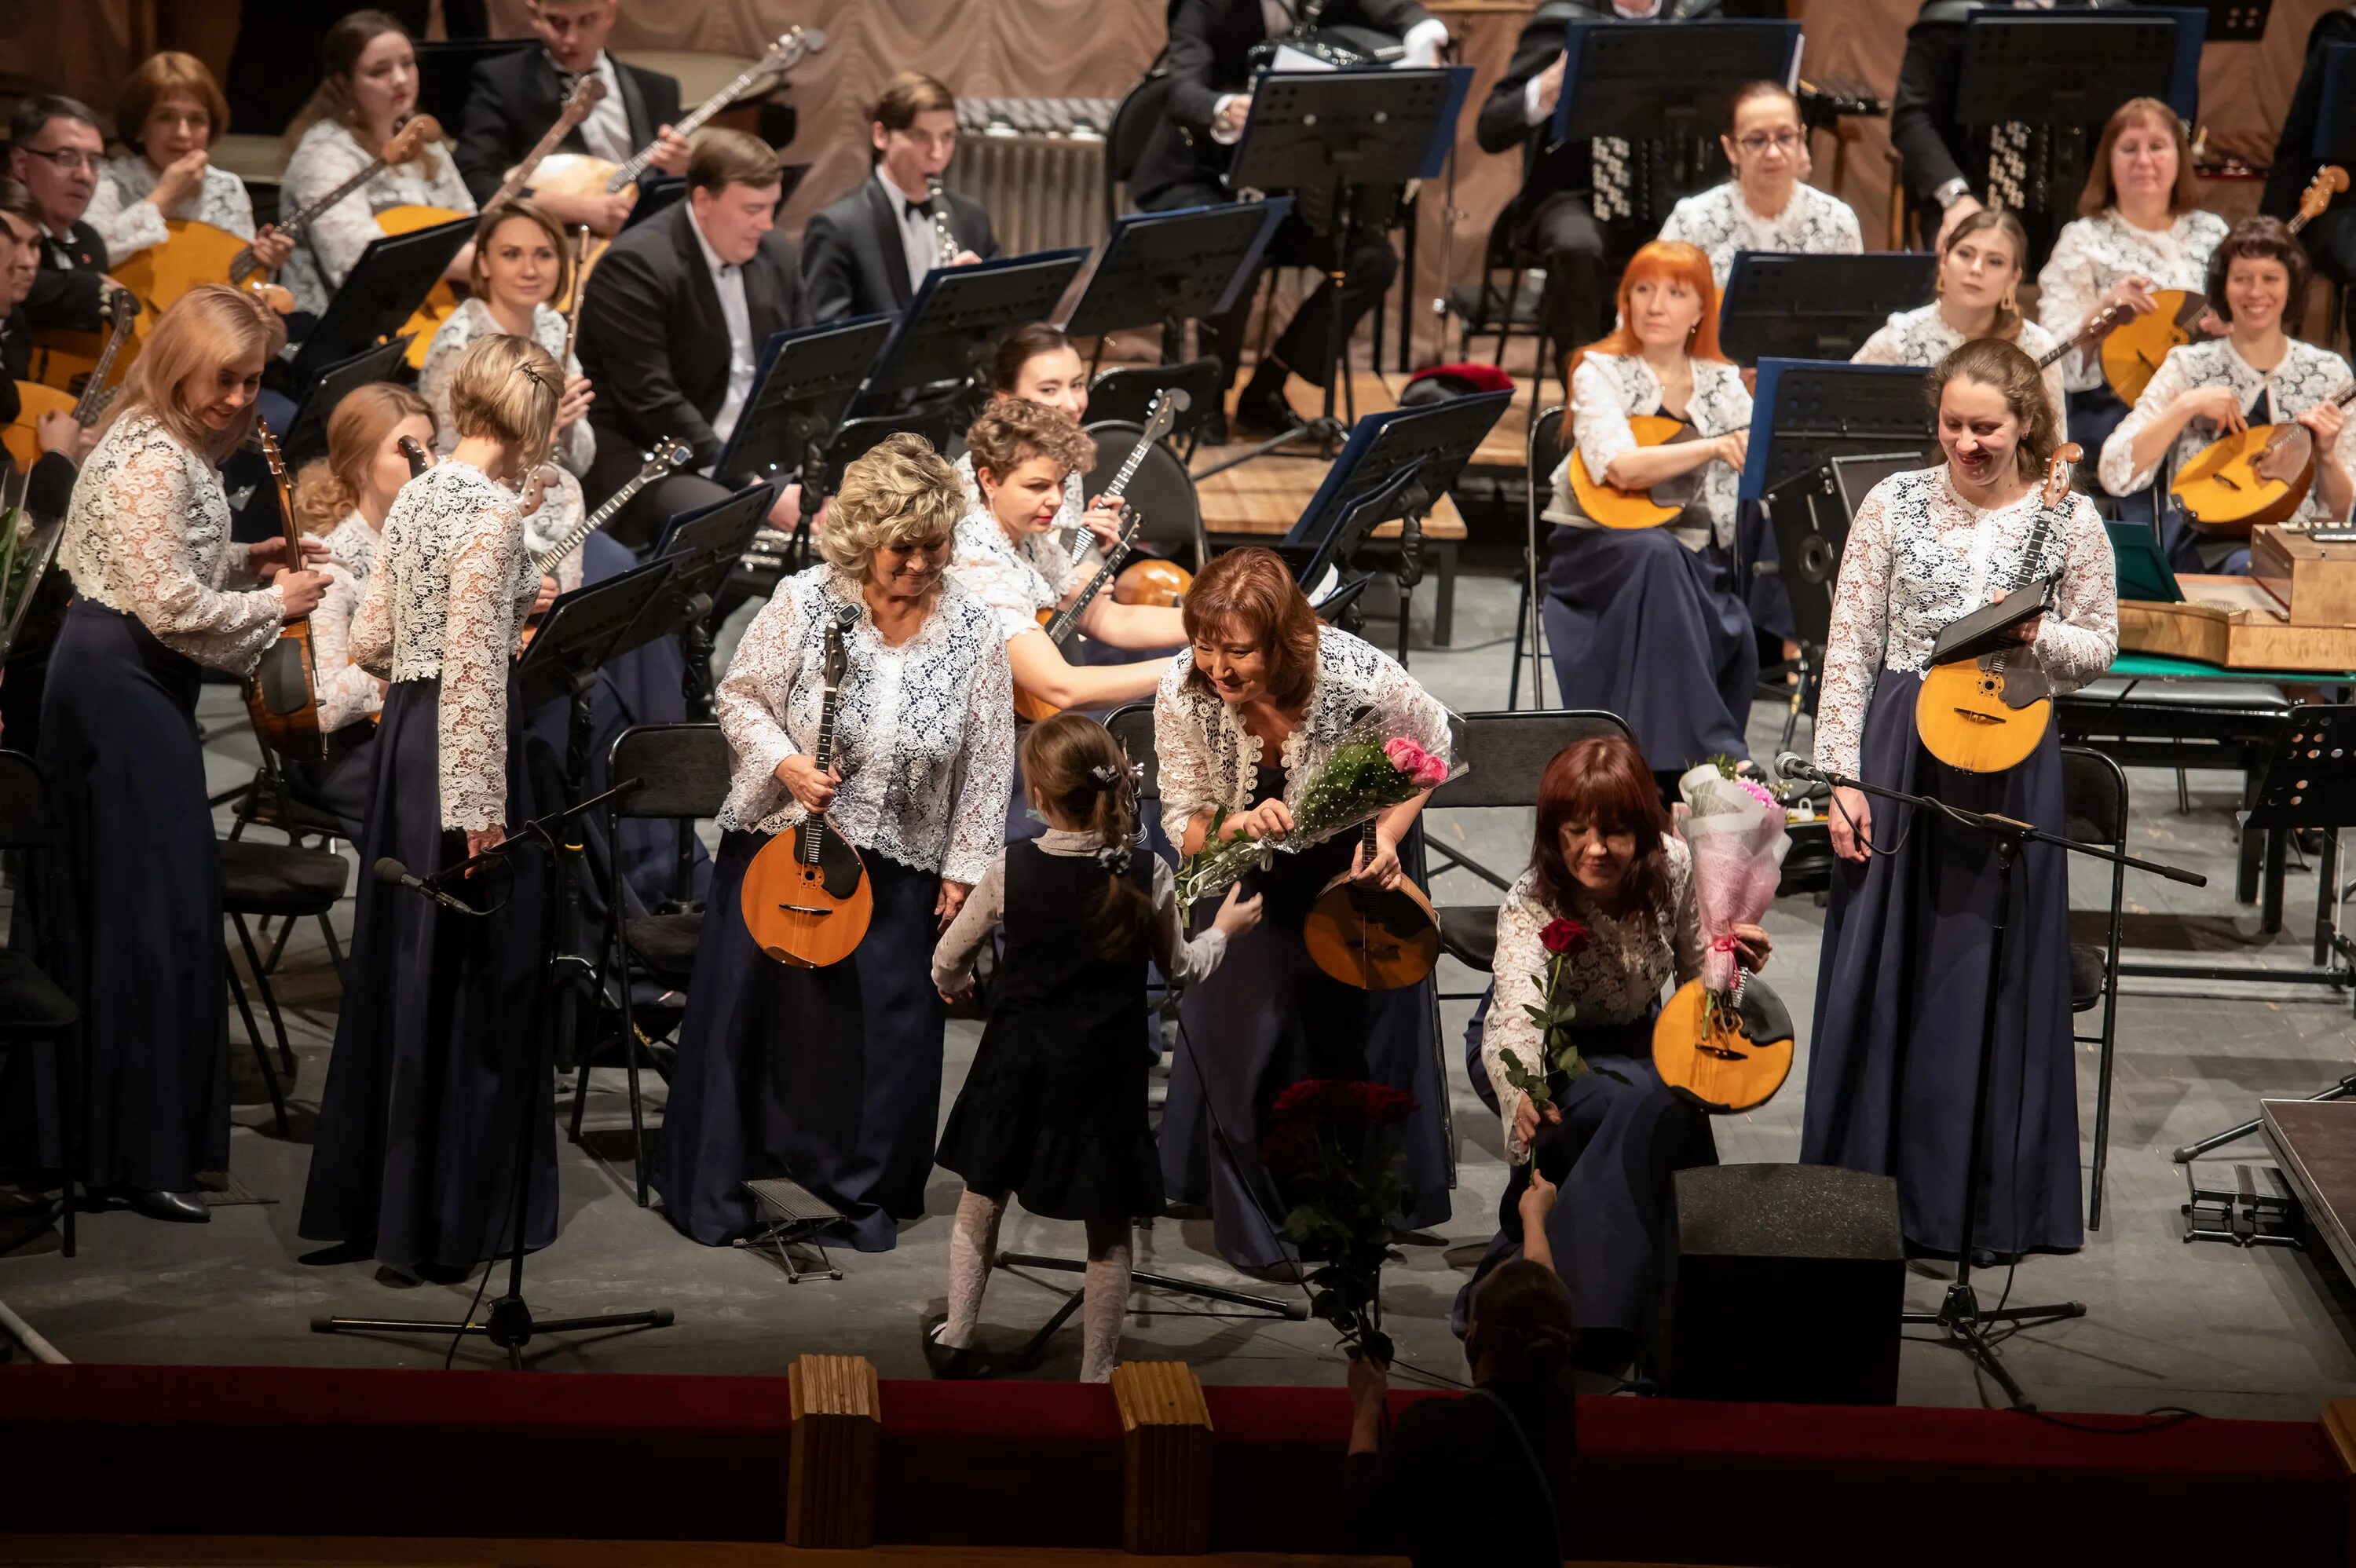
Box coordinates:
[20,147,101,174]
[1735,130,1804,155]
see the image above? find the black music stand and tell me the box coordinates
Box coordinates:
[1952,11,2186,228]
[715,317,894,489]
[849,249,1091,416]
[313,561,680,1369]
[1549,20,1801,199]
[1225,68,1469,440]
[282,218,474,394]
[1060,199,1288,364]
[1718,254,1938,367]
[414,38,529,137]
[279,337,415,466]
[649,482,777,722]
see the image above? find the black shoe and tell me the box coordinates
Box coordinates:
[1231,377,1303,438]
[922,1312,985,1379]
[1198,408,1230,447]
[132,1188,211,1223]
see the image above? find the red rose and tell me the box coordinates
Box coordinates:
[1348,1082,1418,1125]
[1540,918,1591,956]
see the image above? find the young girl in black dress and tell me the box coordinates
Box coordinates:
[927,714,1260,1380]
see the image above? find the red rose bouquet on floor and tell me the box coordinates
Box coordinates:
[1260,1077,1418,1364]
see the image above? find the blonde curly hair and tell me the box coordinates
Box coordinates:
[819,432,964,579]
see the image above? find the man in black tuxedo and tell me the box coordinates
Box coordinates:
[1132,0,1447,438]
[801,72,997,324]
[2264,6,2356,285]
[576,130,806,549]
[455,0,691,235]
[5,97,114,335]
[1475,0,1716,370]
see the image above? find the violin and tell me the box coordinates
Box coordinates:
[243,419,327,760]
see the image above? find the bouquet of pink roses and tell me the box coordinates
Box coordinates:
[1674,761,1788,999]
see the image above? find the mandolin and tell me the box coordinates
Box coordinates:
[2101,165,2347,407]
[1304,817,1443,990]
[531,441,690,576]
[531,27,825,283]
[1913,444,2080,775]
[489,75,607,211]
[741,605,874,968]
[6,287,135,471]
[1652,975,1794,1115]
[244,419,328,760]
[1564,415,1707,530]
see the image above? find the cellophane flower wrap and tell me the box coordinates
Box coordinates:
[1673,762,1789,1000]
[1174,715,1453,917]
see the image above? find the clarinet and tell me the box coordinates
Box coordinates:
[927,176,960,269]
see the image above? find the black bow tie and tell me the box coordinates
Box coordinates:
[905,199,934,225]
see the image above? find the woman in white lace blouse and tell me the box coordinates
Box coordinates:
[654,434,1016,1253]
[1804,338,2116,1260]
[15,286,325,1224]
[952,323,1090,539]
[84,53,291,275]
[1153,547,1456,1270]
[300,335,560,1280]
[1454,733,1766,1370]
[1852,207,2068,437]
[1543,239,1757,776]
[2101,217,2355,572]
[277,13,475,319]
[1656,81,1860,292]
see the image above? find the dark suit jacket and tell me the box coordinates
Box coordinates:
[1130,0,1436,209]
[24,221,109,334]
[2263,7,2356,224]
[799,175,997,323]
[575,200,803,492]
[1889,0,2124,214]
[453,48,683,207]
[1472,0,1717,213]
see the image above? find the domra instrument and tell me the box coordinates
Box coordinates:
[741,605,873,968]
[5,287,135,471]
[1652,975,1794,1114]
[1304,817,1442,990]
[245,419,327,760]
[1564,415,1705,530]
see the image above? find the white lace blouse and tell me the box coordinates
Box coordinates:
[1152,623,1454,851]
[279,119,475,316]
[2035,208,2229,393]
[2098,338,2356,524]
[1851,303,2070,440]
[1815,465,2117,780]
[1482,849,1702,1160]
[86,153,257,260]
[1655,180,1863,291]
[61,411,284,674]
[714,565,1015,886]
[1548,353,1752,551]
[949,505,1077,644]
[310,512,385,733]
[420,297,595,478]
[349,462,540,832]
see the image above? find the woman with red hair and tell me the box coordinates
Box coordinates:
[1456,733,1768,1371]
[1152,547,1457,1272]
[1541,240,1757,776]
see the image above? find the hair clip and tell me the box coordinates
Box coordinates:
[519,362,551,390]
[1089,762,1119,786]
[1094,842,1133,877]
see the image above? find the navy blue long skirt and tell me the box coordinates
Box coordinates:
[1800,671,2083,1256]
[298,678,554,1274]
[1544,524,1756,771]
[2,600,229,1192]
[1451,999,1714,1336]
[1160,773,1451,1270]
[652,831,946,1252]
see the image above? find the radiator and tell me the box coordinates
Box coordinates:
[946,98,1119,258]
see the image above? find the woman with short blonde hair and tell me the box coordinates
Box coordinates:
[655,433,1018,1253]
[17,283,329,1223]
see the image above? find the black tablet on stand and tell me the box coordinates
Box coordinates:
[283,217,474,394]
[848,248,1091,417]
[1550,19,1801,154]
[1060,199,1288,346]
[279,337,414,466]
[1718,253,1938,367]
[713,316,894,489]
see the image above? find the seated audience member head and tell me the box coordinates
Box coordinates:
[967,398,1096,536]
[2202,216,2308,340]
[984,323,1088,426]
[820,431,965,597]
[289,11,420,148]
[470,198,575,312]
[1180,545,1319,714]
[1929,337,2059,491]
[869,71,958,192]
[688,130,783,266]
[7,96,104,234]
[1465,1259,1578,1387]
[2078,97,2196,221]
[1574,239,1724,371]
[1531,733,1671,916]
[293,382,435,534]
[448,332,563,473]
[1937,207,2031,336]
[112,283,285,462]
[527,0,618,76]
[117,52,232,177]
[1722,81,1804,203]
[0,177,38,316]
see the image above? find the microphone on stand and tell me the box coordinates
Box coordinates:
[374,856,479,916]
[1773,751,1837,788]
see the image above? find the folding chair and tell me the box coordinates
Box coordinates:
[1512,405,1568,710]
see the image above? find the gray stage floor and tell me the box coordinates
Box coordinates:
[4,570,2354,1421]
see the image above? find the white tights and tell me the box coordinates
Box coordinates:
[935,1189,1132,1383]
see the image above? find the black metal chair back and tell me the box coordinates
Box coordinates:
[1082,418,1209,572]
[1432,709,1629,813]
[2061,744,2129,1232]
[1104,704,1160,802]
[1104,70,1173,225]
[609,723,734,821]
[1513,405,1569,709]
[1087,360,1223,451]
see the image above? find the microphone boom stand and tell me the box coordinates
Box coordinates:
[1809,760,2204,1410]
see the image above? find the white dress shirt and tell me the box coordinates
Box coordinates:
[874,168,942,295]
[689,211,757,448]
[553,49,634,165]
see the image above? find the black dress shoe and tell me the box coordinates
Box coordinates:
[921,1312,985,1379]
[1231,378,1304,438]
[1198,408,1230,447]
[132,1188,211,1223]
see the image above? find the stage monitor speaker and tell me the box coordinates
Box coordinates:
[1654,1163,1903,1405]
